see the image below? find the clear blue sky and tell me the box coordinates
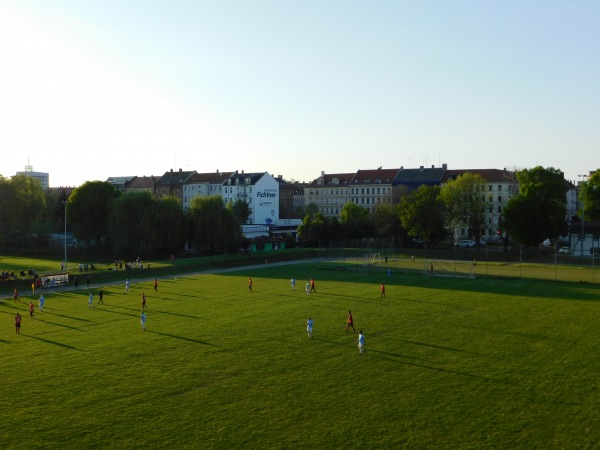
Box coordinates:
[1,0,598,187]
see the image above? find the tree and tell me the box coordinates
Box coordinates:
[503,166,568,246]
[339,202,374,239]
[372,203,402,238]
[297,211,340,244]
[189,196,241,252]
[439,172,487,246]
[580,170,600,221]
[108,191,157,256]
[227,199,252,225]
[69,181,120,246]
[398,185,447,244]
[0,174,46,247]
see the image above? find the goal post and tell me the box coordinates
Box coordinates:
[362,253,381,266]
[424,259,476,278]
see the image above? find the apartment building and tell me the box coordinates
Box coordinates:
[348,168,400,212]
[223,171,279,225]
[304,172,354,217]
[182,170,233,210]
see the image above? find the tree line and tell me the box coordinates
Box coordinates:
[1,166,598,256]
[298,167,600,250]
[0,177,250,258]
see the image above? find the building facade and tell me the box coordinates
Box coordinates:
[348,168,400,212]
[304,172,354,217]
[16,165,49,191]
[182,170,233,210]
[223,171,280,225]
[442,169,517,241]
[155,169,197,204]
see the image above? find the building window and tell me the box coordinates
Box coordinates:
[489,185,493,191]
[498,185,502,191]
[498,195,502,202]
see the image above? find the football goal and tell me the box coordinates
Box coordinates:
[423,259,476,279]
[362,253,381,266]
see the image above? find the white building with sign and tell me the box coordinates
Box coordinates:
[223,171,279,225]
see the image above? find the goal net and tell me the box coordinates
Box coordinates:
[423,259,476,279]
[362,253,381,266]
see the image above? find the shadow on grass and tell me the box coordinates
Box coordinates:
[367,347,517,385]
[108,304,203,320]
[43,311,95,323]
[146,330,221,347]
[22,334,81,350]
[36,318,85,332]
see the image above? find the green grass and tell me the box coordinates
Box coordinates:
[1,259,600,449]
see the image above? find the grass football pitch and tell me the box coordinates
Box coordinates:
[1,260,600,449]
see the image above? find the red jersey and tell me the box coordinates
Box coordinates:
[348,313,353,324]
[15,315,21,326]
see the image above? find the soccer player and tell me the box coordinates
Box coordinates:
[88,292,94,308]
[305,281,310,296]
[13,287,19,302]
[358,330,365,354]
[142,292,147,309]
[310,278,316,293]
[307,317,314,338]
[291,278,296,291]
[124,279,130,294]
[98,289,104,304]
[380,283,386,298]
[29,301,35,319]
[140,311,147,331]
[153,278,158,292]
[38,294,45,312]
[248,277,253,292]
[346,310,356,333]
[15,313,21,334]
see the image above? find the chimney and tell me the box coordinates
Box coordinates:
[442,163,447,170]
[179,168,182,173]
[431,165,434,168]
[321,171,325,177]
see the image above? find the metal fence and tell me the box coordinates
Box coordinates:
[316,237,598,284]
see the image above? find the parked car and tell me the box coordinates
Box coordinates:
[455,240,476,248]
[558,247,570,254]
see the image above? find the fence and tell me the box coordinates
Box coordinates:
[317,238,598,284]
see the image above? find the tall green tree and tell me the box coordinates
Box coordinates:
[372,203,403,238]
[503,166,568,246]
[108,191,157,256]
[339,202,374,239]
[154,196,187,254]
[580,170,600,220]
[227,199,252,225]
[439,172,487,246]
[69,181,120,245]
[398,185,447,243]
[189,196,240,251]
[0,174,46,247]
[297,210,340,244]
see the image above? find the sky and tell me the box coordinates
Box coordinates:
[1,0,598,187]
